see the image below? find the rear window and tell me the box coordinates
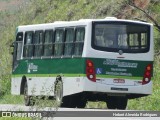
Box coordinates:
[92,22,150,53]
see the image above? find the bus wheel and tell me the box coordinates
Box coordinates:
[54,80,63,107]
[106,96,127,110]
[61,96,71,107]
[76,94,87,108]
[106,96,117,109]
[76,100,87,108]
[116,97,128,110]
[24,82,35,106]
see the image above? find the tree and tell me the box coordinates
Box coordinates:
[116,0,160,32]
[128,0,160,32]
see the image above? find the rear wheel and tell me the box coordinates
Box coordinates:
[54,80,87,108]
[24,82,35,106]
[65,94,87,108]
[54,80,63,107]
[76,94,87,108]
[106,96,128,110]
[60,93,87,108]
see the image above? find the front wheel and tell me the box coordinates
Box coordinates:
[24,82,35,106]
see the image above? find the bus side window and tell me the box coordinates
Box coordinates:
[54,29,64,57]
[16,32,23,60]
[12,32,23,70]
[74,27,85,57]
[64,28,74,57]
[43,30,54,57]
[33,31,44,58]
[23,31,34,58]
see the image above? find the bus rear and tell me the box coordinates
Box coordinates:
[83,20,153,109]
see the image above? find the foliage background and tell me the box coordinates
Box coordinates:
[0,0,160,110]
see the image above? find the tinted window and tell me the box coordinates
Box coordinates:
[23,31,34,58]
[54,29,64,57]
[92,22,150,53]
[43,30,53,57]
[74,27,85,56]
[64,28,74,57]
[33,31,44,57]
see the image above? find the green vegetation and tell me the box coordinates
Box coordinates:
[0,0,160,110]
[0,95,23,104]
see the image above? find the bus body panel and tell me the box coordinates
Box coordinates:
[83,78,152,95]
[11,58,86,96]
[11,77,21,95]
[11,76,85,96]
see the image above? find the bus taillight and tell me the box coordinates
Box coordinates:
[142,64,152,85]
[86,60,96,82]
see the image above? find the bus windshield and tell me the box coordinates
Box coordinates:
[92,22,150,53]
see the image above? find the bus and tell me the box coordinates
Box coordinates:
[11,17,154,109]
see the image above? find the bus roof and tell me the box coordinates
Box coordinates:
[17,17,153,32]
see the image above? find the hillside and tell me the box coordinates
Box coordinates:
[0,0,160,110]
[0,0,24,11]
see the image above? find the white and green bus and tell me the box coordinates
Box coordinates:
[11,17,153,109]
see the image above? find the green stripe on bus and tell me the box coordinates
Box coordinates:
[11,74,86,77]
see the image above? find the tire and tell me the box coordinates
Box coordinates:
[68,94,87,108]
[24,82,35,106]
[61,95,78,108]
[106,96,128,110]
[76,100,87,108]
[106,96,117,109]
[61,94,87,108]
[61,96,71,108]
[76,94,87,108]
[116,97,128,110]
[54,80,87,108]
[54,80,63,107]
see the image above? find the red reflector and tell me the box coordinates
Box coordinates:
[145,72,150,76]
[86,60,96,82]
[142,64,152,85]
[88,68,94,73]
[88,62,93,67]
[147,66,151,71]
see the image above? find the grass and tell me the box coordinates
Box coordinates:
[86,101,107,109]
[0,94,24,104]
